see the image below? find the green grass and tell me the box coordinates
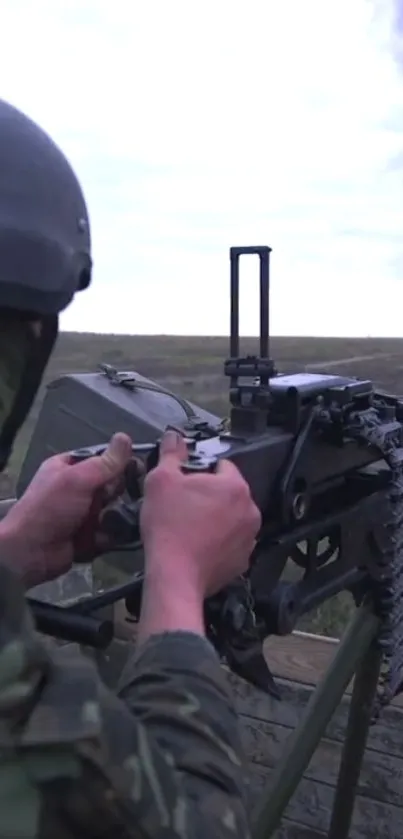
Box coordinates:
[3,330,403,639]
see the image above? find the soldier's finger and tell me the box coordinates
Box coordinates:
[158,429,188,467]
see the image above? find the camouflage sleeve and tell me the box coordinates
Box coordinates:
[117,631,251,838]
[0,564,250,839]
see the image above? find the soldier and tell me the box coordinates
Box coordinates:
[0,100,261,837]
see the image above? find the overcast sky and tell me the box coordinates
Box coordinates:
[1,0,402,337]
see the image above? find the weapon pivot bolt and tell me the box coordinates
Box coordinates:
[292,492,308,521]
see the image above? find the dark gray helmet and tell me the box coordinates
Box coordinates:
[0,100,92,470]
[0,99,91,315]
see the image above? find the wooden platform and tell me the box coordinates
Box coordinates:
[234,632,403,839]
[96,604,403,839]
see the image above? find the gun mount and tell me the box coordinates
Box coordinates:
[21,246,403,715]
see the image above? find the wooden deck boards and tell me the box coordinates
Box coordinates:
[104,603,403,838]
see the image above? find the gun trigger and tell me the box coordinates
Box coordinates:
[225,641,281,700]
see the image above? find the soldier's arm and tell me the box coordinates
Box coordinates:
[118,630,250,837]
[0,565,250,839]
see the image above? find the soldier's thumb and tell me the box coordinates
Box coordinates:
[81,432,133,487]
[158,429,188,465]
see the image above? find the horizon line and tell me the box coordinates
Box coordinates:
[58,329,403,341]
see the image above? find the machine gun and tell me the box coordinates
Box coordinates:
[18,245,403,838]
[21,245,403,710]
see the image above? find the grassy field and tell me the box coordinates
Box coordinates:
[3,330,403,638]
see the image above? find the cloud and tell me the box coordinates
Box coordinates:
[374,0,403,69]
[0,0,402,336]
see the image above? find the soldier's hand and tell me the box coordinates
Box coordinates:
[0,433,133,588]
[141,430,261,597]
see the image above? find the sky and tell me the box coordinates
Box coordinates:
[0,0,402,337]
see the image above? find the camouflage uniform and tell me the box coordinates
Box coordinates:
[0,564,250,839]
[0,101,250,838]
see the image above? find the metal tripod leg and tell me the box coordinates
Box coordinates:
[251,606,379,839]
[327,639,382,839]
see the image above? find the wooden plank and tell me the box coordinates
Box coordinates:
[99,639,403,810]
[263,631,339,686]
[241,715,403,808]
[248,764,403,838]
[273,819,326,839]
[96,629,403,837]
[263,630,403,708]
[112,606,342,668]
[113,601,403,705]
[228,672,403,755]
[110,606,403,744]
